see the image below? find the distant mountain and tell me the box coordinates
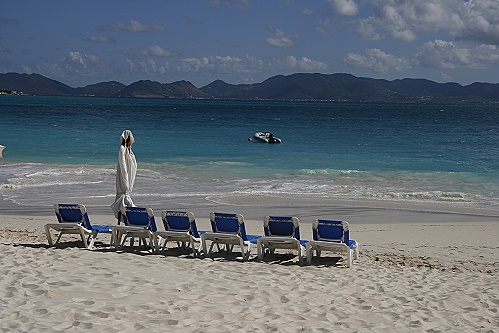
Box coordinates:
[74,81,126,97]
[0,73,210,99]
[0,72,74,96]
[201,73,499,103]
[1,72,499,103]
[112,80,210,99]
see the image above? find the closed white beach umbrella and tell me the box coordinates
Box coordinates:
[111,130,137,219]
[0,145,5,158]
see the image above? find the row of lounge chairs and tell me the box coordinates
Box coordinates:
[45,204,360,267]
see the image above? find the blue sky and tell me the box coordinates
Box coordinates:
[1,0,499,88]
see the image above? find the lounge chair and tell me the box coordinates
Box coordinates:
[256,216,308,264]
[201,212,261,261]
[306,219,359,267]
[45,203,113,249]
[155,210,204,256]
[112,206,158,252]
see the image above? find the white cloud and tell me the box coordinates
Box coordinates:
[139,59,170,75]
[85,35,116,43]
[328,0,359,16]
[110,20,165,32]
[345,48,412,72]
[456,0,499,44]
[274,56,328,71]
[139,45,179,57]
[266,36,294,47]
[21,64,32,73]
[357,18,383,40]
[68,51,99,67]
[391,29,416,42]
[317,19,335,36]
[359,0,499,44]
[179,55,263,73]
[125,57,134,71]
[416,39,499,68]
[177,54,326,74]
[33,51,111,82]
[266,28,298,47]
[440,72,454,82]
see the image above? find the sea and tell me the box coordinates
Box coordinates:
[1,96,498,222]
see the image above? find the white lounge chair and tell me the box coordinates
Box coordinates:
[155,211,205,256]
[256,216,308,264]
[201,212,260,261]
[112,206,158,253]
[306,219,359,267]
[45,203,113,249]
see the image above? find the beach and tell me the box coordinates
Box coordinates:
[1,208,497,332]
[1,98,498,331]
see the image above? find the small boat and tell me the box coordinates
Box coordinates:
[252,132,281,144]
[0,145,4,158]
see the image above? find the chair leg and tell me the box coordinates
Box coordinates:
[79,232,88,248]
[346,249,352,268]
[190,240,196,256]
[201,236,208,258]
[88,236,97,249]
[208,242,216,257]
[112,229,119,249]
[256,240,264,261]
[306,243,313,265]
[55,233,63,245]
[298,244,304,265]
[120,236,127,249]
[150,234,159,254]
[241,240,250,261]
[197,240,204,257]
[86,230,98,250]
[45,225,54,246]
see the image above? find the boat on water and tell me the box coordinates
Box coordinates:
[0,145,4,158]
[252,132,281,144]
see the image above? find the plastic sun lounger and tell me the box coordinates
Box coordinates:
[45,204,113,249]
[306,219,359,268]
[155,211,205,256]
[112,206,158,253]
[201,212,261,261]
[256,216,308,264]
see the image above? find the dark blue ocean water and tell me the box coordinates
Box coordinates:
[1,96,498,216]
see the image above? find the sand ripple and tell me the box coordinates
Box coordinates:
[0,240,497,332]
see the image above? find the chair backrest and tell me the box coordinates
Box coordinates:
[54,203,92,229]
[209,212,248,241]
[121,206,157,232]
[263,216,300,239]
[313,219,349,243]
[161,211,200,238]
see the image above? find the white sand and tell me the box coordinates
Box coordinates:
[0,213,498,332]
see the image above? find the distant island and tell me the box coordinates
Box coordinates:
[1,72,499,103]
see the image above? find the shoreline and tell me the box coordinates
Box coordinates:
[1,207,497,273]
[2,192,498,222]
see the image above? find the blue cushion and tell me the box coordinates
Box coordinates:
[92,225,113,233]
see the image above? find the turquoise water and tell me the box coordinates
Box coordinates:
[1,96,498,217]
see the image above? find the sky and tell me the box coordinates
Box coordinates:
[1,0,499,88]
